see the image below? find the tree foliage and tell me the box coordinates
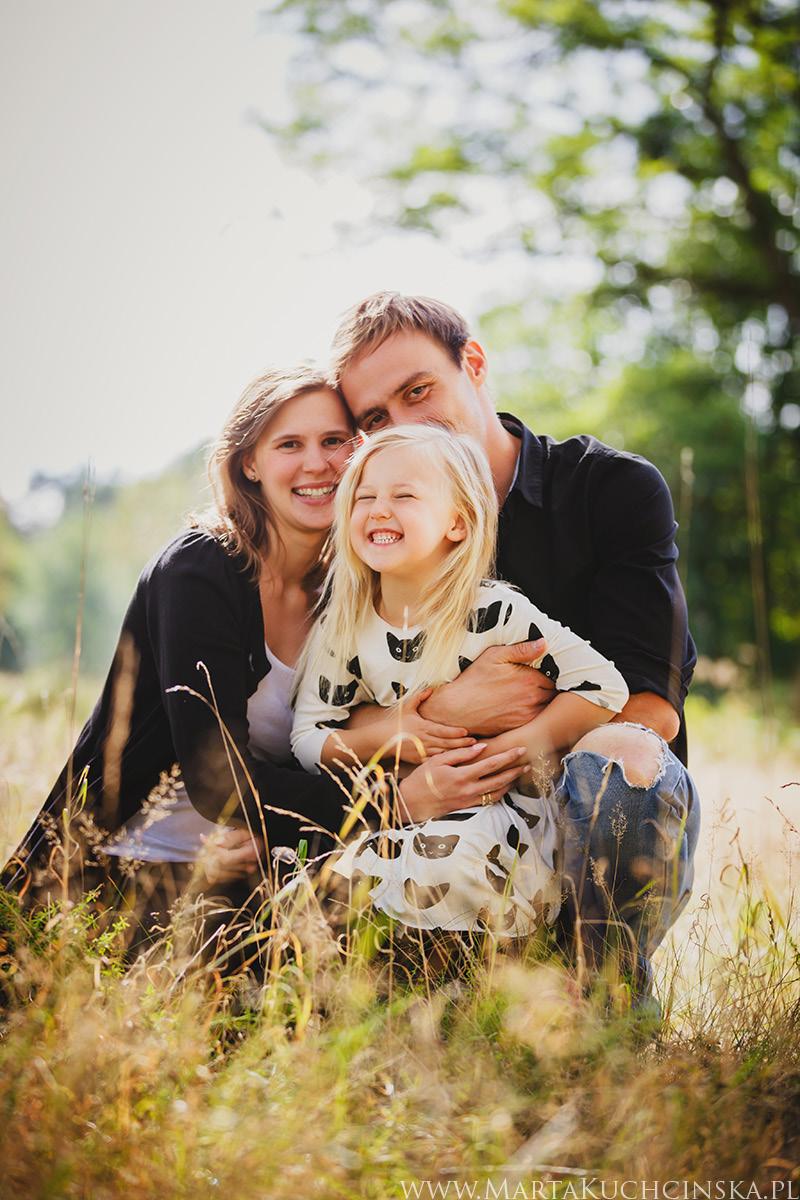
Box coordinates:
[266,0,800,679]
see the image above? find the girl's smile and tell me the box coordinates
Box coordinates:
[350,444,465,583]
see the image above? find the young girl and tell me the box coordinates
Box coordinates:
[291,425,629,936]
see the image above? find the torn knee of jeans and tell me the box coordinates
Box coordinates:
[572,725,666,790]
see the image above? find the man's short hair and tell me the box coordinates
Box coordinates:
[330,292,471,384]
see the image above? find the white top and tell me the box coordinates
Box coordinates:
[291,579,630,773]
[104,642,296,862]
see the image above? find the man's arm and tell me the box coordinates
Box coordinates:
[585,454,695,743]
[615,691,679,742]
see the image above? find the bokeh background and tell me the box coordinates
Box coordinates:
[1,2,797,815]
[1,1,797,711]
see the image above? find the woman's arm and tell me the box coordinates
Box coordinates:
[147,534,348,840]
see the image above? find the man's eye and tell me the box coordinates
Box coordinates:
[363,413,387,431]
[408,384,429,400]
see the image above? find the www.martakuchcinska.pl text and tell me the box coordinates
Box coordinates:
[397,1181,800,1200]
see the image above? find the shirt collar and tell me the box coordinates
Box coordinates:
[499,412,545,508]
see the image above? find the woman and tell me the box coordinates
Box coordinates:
[3,366,524,959]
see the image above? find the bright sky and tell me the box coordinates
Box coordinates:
[1,1,544,514]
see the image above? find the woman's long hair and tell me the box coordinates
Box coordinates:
[301,424,499,691]
[203,364,342,581]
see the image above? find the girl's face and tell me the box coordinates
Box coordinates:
[350,445,466,582]
[244,388,353,539]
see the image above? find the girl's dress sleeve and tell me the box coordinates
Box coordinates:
[482,583,629,713]
[291,622,374,773]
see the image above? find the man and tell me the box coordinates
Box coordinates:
[330,291,700,1000]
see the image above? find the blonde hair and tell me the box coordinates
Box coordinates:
[329,292,470,385]
[204,364,344,578]
[305,425,498,691]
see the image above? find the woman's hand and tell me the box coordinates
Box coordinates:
[198,827,264,886]
[396,742,528,823]
[381,687,475,764]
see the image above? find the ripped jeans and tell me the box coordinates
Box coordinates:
[552,725,701,993]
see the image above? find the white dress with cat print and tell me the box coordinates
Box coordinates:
[291,581,629,936]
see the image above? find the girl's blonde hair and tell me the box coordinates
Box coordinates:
[306,424,498,690]
[204,364,344,579]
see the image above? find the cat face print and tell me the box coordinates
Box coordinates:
[412,832,460,859]
[318,676,359,706]
[467,599,502,635]
[528,622,559,682]
[505,824,529,856]
[403,879,451,909]
[504,796,541,831]
[476,903,518,933]
[386,630,426,662]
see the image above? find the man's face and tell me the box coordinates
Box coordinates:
[338,330,488,443]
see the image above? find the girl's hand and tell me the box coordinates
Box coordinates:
[198,827,264,885]
[396,742,528,823]
[381,687,475,764]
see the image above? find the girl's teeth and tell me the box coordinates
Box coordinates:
[372,533,400,543]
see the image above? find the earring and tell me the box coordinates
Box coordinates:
[247,470,258,482]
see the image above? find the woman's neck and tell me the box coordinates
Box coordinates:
[260,528,325,594]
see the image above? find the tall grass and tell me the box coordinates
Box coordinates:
[1,677,799,1197]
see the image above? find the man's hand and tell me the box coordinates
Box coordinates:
[198,827,264,885]
[418,639,556,735]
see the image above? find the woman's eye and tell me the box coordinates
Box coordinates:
[323,436,347,447]
[279,440,300,450]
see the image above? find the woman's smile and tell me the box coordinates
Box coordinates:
[292,482,338,507]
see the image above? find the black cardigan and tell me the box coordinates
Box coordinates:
[6,529,348,887]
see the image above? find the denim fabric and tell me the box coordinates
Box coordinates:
[552,727,701,992]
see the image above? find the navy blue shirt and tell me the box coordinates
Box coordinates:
[496,415,695,765]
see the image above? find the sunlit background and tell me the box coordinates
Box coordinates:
[1,0,797,719]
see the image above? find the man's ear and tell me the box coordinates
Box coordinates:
[446,513,468,544]
[462,339,488,387]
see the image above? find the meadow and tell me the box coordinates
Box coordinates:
[0,672,799,1199]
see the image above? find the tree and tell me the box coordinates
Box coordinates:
[265,0,800,679]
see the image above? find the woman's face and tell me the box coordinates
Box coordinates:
[244,388,353,539]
